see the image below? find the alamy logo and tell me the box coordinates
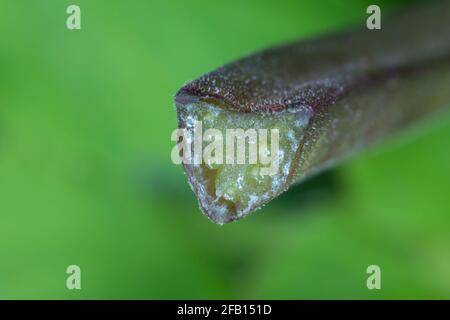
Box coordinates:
[66,5,81,30]
[66,265,81,290]
[366,5,381,30]
[366,265,381,290]
[171,121,280,176]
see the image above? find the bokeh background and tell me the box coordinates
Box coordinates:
[1,0,450,299]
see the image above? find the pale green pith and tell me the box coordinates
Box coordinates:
[182,102,311,221]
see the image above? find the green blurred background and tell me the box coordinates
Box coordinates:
[1,0,450,299]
